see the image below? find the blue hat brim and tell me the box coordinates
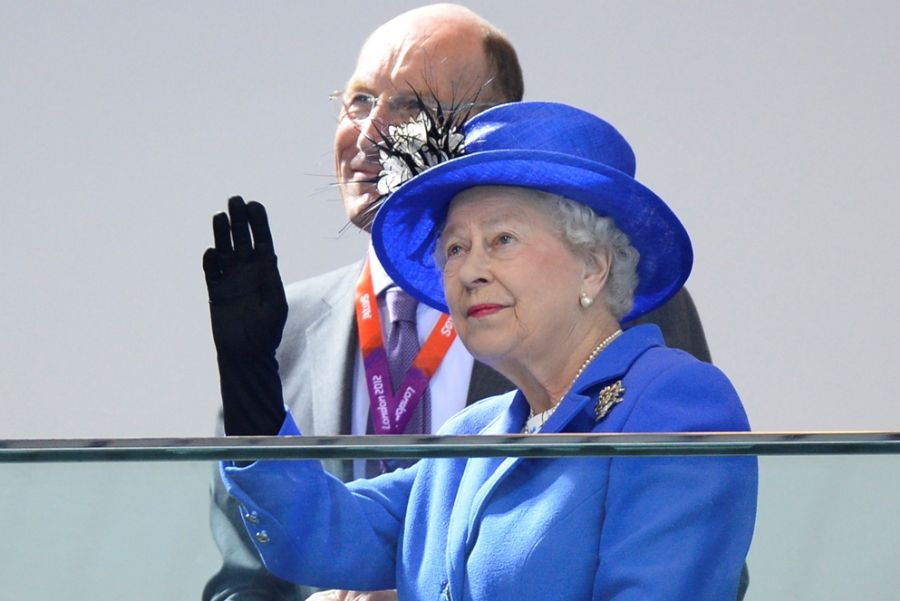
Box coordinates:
[372,149,693,323]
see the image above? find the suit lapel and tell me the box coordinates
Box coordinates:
[305,268,361,437]
[538,324,666,435]
[445,391,528,597]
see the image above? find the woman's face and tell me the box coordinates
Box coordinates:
[439,186,595,371]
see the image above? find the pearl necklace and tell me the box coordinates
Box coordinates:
[523,329,623,434]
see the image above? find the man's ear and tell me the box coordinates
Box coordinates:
[582,248,611,300]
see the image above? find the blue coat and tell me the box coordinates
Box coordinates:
[222,325,757,600]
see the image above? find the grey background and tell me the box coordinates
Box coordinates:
[2,0,899,439]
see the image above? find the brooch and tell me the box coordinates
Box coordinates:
[595,380,626,421]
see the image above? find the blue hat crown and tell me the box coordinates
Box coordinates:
[463,103,637,177]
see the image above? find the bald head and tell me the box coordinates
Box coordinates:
[334,4,523,230]
[361,3,523,104]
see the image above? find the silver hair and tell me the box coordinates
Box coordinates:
[529,189,640,320]
[433,186,640,320]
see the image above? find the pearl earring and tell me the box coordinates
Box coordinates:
[579,292,594,308]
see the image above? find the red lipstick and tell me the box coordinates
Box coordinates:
[467,304,505,318]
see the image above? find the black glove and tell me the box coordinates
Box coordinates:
[203,196,288,436]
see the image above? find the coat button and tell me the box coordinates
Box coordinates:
[244,510,259,524]
[255,530,270,544]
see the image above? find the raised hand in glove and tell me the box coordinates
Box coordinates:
[203,196,288,436]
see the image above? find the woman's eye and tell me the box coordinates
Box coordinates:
[446,244,463,257]
[495,233,514,245]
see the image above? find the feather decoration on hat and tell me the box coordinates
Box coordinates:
[351,88,481,229]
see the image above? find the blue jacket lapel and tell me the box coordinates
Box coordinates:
[451,324,666,586]
[541,324,666,434]
[445,392,528,597]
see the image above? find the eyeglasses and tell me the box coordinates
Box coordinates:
[329,90,493,124]
[329,91,435,123]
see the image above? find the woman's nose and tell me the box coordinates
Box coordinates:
[456,246,492,289]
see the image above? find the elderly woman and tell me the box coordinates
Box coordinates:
[219,102,757,600]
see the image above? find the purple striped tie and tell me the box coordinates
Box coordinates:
[370,286,430,474]
[384,286,430,434]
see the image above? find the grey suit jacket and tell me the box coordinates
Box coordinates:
[204,261,717,601]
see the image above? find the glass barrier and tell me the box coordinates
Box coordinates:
[1,433,898,600]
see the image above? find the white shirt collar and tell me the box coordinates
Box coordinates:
[367,243,394,297]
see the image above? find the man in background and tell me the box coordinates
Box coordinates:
[203,4,712,600]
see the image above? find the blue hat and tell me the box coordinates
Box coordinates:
[371,101,693,322]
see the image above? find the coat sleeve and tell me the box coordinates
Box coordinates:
[219,414,416,592]
[592,360,758,600]
[204,463,314,601]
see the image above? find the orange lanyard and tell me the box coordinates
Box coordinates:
[354,259,457,434]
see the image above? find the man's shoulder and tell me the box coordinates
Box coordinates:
[627,286,711,362]
[278,261,363,345]
[284,261,363,310]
